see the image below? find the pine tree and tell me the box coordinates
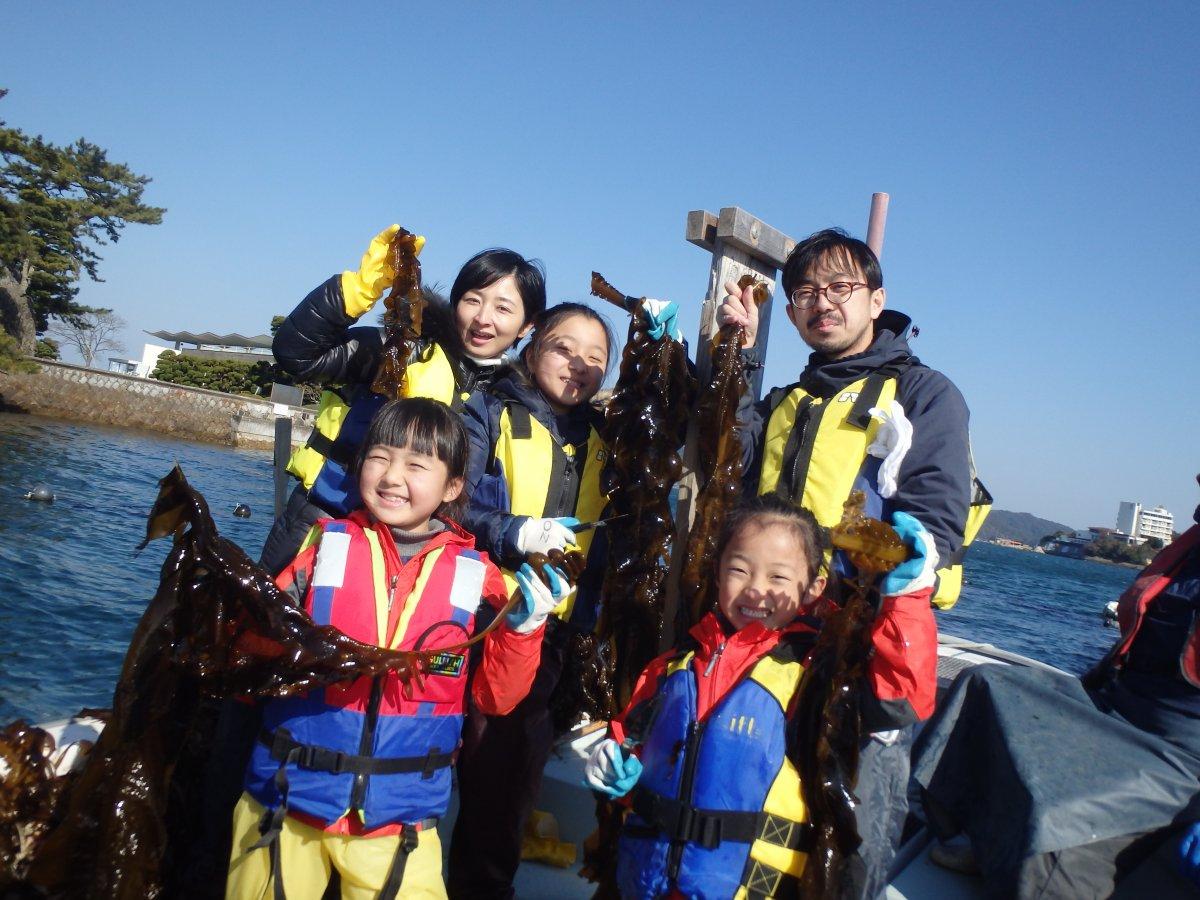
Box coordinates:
[0,90,165,353]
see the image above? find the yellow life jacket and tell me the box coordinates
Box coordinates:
[493,403,609,619]
[757,366,991,609]
[286,342,465,492]
[620,645,811,898]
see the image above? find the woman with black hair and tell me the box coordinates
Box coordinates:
[448,301,618,899]
[260,225,548,575]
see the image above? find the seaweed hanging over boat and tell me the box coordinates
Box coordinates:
[1,466,514,898]
[678,273,769,631]
[790,491,905,898]
[0,718,97,891]
[370,226,427,398]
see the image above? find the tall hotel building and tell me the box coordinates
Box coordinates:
[1116,501,1175,544]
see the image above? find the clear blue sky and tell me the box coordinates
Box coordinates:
[7,1,1199,530]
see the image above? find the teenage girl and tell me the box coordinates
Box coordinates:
[447,302,617,898]
[261,226,547,575]
[587,494,935,899]
[225,398,559,900]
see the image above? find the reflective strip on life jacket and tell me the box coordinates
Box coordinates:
[758,367,990,609]
[617,647,811,898]
[493,403,608,619]
[245,519,480,828]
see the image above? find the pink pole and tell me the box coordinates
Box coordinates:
[866,192,890,258]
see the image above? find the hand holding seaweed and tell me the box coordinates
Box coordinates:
[680,273,769,629]
[370,226,427,398]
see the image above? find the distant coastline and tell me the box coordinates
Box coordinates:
[981,538,1142,569]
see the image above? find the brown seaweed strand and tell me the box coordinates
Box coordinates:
[791,494,903,898]
[678,275,768,630]
[577,287,694,895]
[370,227,426,398]
[594,290,694,714]
[0,722,79,889]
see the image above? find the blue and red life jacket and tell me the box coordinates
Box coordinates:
[245,513,489,829]
[617,639,814,899]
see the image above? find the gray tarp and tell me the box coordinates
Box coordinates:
[911,663,1200,896]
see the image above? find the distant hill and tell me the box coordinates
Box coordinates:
[978,509,1073,547]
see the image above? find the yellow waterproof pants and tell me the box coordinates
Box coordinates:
[226,793,447,900]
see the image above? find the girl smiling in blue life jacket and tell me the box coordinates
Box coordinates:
[591,496,828,900]
[446,301,618,897]
[587,493,936,899]
[261,227,547,576]
[225,398,560,900]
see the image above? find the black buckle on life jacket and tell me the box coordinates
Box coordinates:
[421,748,442,780]
[676,806,724,849]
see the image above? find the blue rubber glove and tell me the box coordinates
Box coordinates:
[506,563,565,634]
[584,738,644,797]
[640,299,682,342]
[880,511,940,596]
[1179,822,1200,888]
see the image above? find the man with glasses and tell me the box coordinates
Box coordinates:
[718,227,979,899]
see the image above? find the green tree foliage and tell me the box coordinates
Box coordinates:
[0,93,165,352]
[0,331,37,373]
[150,351,276,396]
[1086,534,1156,566]
[34,337,59,360]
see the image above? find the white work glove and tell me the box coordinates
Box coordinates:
[584,738,643,798]
[866,401,913,500]
[515,516,580,555]
[507,563,565,634]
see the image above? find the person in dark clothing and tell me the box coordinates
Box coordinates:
[914,474,1200,898]
[260,226,547,576]
[718,228,984,899]
[447,302,617,900]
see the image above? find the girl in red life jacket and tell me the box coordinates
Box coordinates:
[588,495,829,900]
[226,398,559,900]
[448,303,618,897]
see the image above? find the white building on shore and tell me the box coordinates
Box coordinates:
[1116,501,1174,545]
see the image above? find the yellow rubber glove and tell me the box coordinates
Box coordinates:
[339,225,426,318]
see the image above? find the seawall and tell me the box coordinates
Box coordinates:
[0,360,314,450]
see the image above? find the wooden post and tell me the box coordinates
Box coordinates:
[660,207,796,649]
[866,193,889,258]
[273,415,292,519]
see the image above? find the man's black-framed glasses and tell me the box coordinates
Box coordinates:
[788,282,868,310]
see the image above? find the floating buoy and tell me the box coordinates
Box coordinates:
[1102,600,1119,627]
[25,485,55,502]
[233,504,251,518]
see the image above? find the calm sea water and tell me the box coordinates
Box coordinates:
[0,414,1138,723]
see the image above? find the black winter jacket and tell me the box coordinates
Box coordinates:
[272,275,506,397]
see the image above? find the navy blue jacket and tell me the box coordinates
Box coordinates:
[462,373,609,628]
[737,309,973,568]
